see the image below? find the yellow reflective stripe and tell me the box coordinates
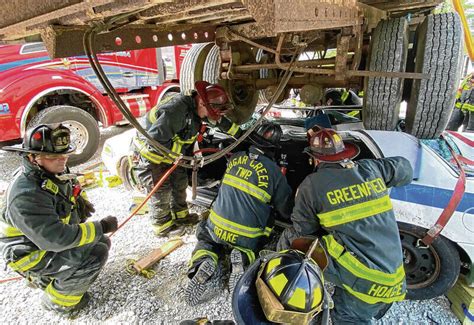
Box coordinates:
[42,179,59,195]
[234,246,256,264]
[148,106,159,124]
[8,250,46,272]
[341,89,349,103]
[223,174,271,203]
[209,210,272,238]
[190,249,218,266]
[318,195,393,227]
[227,123,239,136]
[132,137,173,164]
[172,209,189,219]
[266,257,282,275]
[45,282,83,307]
[152,219,174,234]
[0,220,24,237]
[343,284,406,304]
[61,214,71,225]
[347,111,359,117]
[174,134,197,145]
[288,287,307,309]
[268,273,288,296]
[461,103,474,112]
[78,222,96,247]
[323,235,405,286]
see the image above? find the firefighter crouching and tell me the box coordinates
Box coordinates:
[132,81,241,237]
[184,121,293,306]
[278,127,413,324]
[0,124,118,315]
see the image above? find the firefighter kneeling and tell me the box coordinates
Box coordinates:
[232,238,333,324]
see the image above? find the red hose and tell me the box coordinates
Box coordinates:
[0,160,180,284]
[110,160,180,237]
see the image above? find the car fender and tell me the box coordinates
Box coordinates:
[360,130,474,265]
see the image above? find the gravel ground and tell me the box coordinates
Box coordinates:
[0,126,461,324]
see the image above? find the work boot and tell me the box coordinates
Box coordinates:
[228,249,246,293]
[41,292,90,315]
[175,212,200,226]
[152,221,185,238]
[25,275,51,290]
[184,259,216,306]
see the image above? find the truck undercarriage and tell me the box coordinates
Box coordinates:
[0,0,463,141]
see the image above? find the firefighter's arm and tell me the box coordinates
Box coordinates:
[9,191,104,252]
[290,177,321,236]
[147,107,185,145]
[373,157,413,188]
[272,173,294,220]
[214,116,242,138]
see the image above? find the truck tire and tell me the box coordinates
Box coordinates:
[398,222,460,300]
[405,13,463,139]
[179,43,215,94]
[28,105,100,166]
[364,17,408,131]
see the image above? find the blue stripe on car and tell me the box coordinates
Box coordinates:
[390,184,474,213]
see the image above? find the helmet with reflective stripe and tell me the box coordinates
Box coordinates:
[248,121,282,148]
[257,249,326,323]
[195,81,232,121]
[306,127,359,162]
[233,239,332,324]
[2,123,75,155]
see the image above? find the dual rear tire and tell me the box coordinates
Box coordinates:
[364,13,463,139]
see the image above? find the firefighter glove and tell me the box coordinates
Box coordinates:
[77,196,95,221]
[100,216,118,233]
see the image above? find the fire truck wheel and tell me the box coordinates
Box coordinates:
[28,105,100,166]
[398,222,460,300]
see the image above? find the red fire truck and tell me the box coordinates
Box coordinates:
[0,43,191,165]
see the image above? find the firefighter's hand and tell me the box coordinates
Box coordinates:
[100,216,118,234]
[77,196,95,221]
[277,227,297,251]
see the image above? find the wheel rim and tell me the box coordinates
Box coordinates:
[400,230,441,289]
[62,120,89,155]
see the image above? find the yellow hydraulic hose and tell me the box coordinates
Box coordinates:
[452,0,474,61]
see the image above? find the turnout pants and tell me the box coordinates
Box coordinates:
[10,236,110,310]
[324,257,392,325]
[188,221,257,278]
[136,160,190,232]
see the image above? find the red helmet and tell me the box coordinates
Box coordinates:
[195,81,232,120]
[306,127,359,162]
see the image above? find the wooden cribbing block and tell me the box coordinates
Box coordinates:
[447,276,474,324]
[131,238,184,275]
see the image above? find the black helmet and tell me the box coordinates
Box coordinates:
[2,124,75,155]
[233,239,332,325]
[248,121,282,148]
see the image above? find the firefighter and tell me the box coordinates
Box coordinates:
[133,81,241,237]
[184,121,293,306]
[0,124,117,315]
[447,73,474,132]
[278,127,413,324]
